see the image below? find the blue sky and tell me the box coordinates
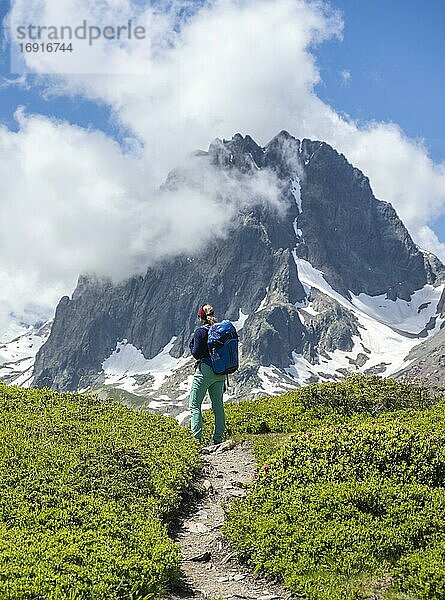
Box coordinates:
[316,0,445,163]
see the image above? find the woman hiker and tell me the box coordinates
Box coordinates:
[189,304,226,445]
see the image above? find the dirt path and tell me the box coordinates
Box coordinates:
[166,441,293,600]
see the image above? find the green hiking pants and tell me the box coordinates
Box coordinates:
[189,362,225,443]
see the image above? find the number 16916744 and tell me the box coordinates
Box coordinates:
[19,43,74,53]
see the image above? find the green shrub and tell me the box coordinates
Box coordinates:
[222,375,439,465]
[225,477,445,599]
[264,421,445,488]
[0,384,200,599]
[224,375,436,439]
[394,538,445,599]
[223,377,445,599]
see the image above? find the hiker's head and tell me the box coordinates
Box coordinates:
[198,304,217,325]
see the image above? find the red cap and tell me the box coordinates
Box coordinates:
[198,306,207,320]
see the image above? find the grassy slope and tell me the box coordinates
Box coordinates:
[0,383,200,599]
[3,376,445,599]
[221,375,445,600]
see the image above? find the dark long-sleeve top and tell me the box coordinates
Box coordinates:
[189,325,212,367]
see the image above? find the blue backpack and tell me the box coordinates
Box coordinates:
[207,320,239,375]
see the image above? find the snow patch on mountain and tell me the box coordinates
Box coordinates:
[291,177,302,213]
[298,305,319,321]
[102,337,190,393]
[291,177,303,243]
[350,286,444,334]
[176,411,191,426]
[177,374,195,401]
[296,259,444,335]
[253,365,300,395]
[233,309,249,331]
[286,352,318,385]
[293,258,444,379]
[256,288,269,312]
[0,320,51,387]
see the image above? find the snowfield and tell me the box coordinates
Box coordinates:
[291,258,444,385]
[0,321,51,388]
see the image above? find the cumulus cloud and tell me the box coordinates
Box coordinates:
[1,0,445,332]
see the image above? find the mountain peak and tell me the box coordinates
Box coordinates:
[29,130,445,413]
[208,133,265,171]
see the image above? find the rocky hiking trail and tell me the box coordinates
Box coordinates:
[167,441,293,600]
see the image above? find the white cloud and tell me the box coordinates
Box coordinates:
[0,74,29,90]
[1,0,445,333]
[340,69,351,85]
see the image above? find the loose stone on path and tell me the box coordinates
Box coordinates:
[166,441,294,600]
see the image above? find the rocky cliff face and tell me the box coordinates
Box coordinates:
[397,325,445,386]
[395,287,445,385]
[294,140,433,300]
[33,132,445,415]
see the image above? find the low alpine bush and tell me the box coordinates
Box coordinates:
[0,383,200,599]
[224,376,445,599]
